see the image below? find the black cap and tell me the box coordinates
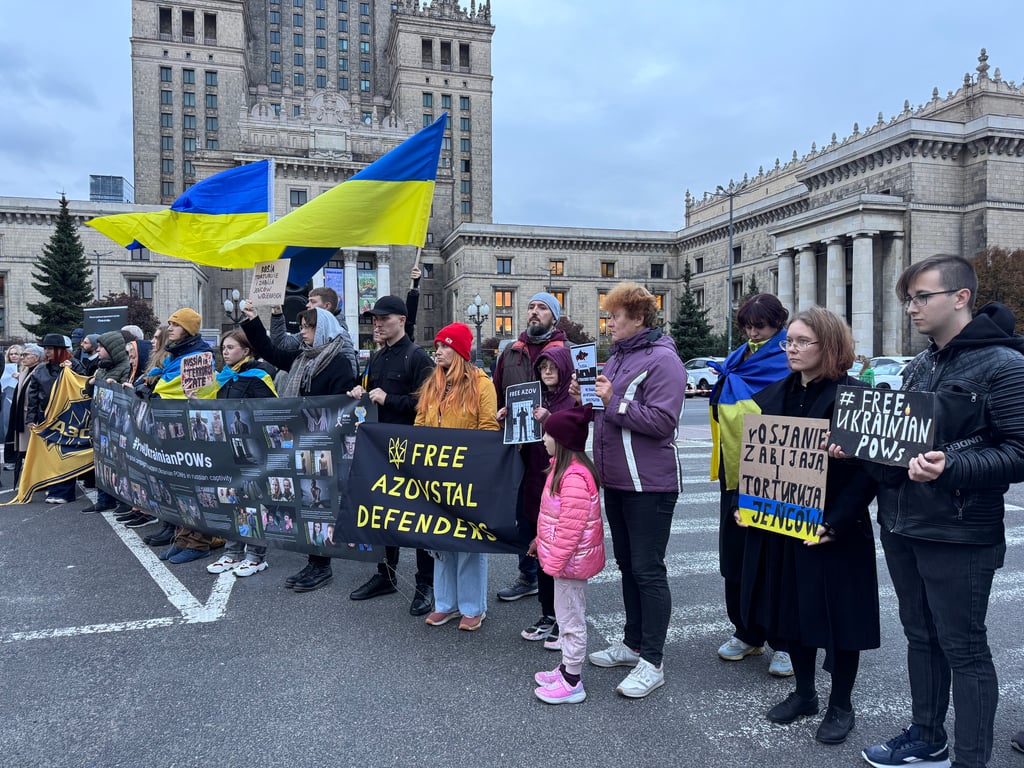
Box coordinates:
[363,295,408,317]
[41,333,67,348]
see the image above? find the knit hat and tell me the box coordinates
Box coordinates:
[85,333,101,348]
[435,323,474,361]
[543,404,594,452]
[167,308,201,336]
[529,292,561,323]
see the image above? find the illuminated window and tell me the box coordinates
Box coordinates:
[494,317,513,336]
[549,260,564,277]
[494,290,513,308]
[601,262,616,278]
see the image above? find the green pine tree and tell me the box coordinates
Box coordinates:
[671,261,718,359]
[23,195,94,337]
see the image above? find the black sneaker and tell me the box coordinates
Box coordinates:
[81,502,116,514]
[521,616,557,641]
[497,577,539,601]
[115,510,141,523]
[292,565,333,593]
[861,725,950,767]
[144,522,176,546]
[125,515,159,529]
[285,563,316,589]
[112,502,132,515]
[766,692,819,724]
[349,573,398,600]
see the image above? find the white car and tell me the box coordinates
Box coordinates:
[869,356,914,389]
[684,357,725,396]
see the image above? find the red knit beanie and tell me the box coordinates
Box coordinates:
[544,404,594,452]
[435,323,474,361]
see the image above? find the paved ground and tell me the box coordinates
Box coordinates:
[2,404,1023,768]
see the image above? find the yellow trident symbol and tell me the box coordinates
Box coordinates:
[389,437,408,469]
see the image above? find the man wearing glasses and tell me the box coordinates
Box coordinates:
[859,254,1024,768]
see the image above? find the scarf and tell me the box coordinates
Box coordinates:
[279,308,345,398]
[216,356,279,396]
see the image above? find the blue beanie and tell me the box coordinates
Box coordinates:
[529,292,561,323]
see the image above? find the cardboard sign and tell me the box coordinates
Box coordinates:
[571,342,603,410]
[180,352,215,397]
[248,258,291,306]
[504,381,542,445]
[738,414,829,543]
[829,385,935,467]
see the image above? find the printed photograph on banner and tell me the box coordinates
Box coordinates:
[267,476,297,502]
[230,437,260,465]
[503,381,542,445]
[181,351,215,396]
[829,385,936,467]
[737,413,829,543]
[197,486,219,508]
[263,423,295,448]
[303,407,331,432]
[262,504,297,535]
[227,408,251,435]
[570,342,604,410]
[300,478,330,508]
[340,433,357,461]
[216,486,242,504]
[188,409,227,442]
[316,450,334,477]
[307,520,330,546]
[248,258,291,307]
[235,506,262,538]
[176,496,202,528]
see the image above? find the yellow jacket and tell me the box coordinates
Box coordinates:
[414,369,499,431]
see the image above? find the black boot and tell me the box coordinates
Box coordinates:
[292,564,333,593]
[284,563,316,589]
[144,521,175,546]
[409,584,434,616]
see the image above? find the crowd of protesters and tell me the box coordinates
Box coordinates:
[3,256,1024,765]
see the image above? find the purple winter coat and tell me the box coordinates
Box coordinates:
[593,328,686,493]
[537,458,606,580]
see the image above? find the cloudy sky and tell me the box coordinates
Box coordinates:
[2,1,1022,232]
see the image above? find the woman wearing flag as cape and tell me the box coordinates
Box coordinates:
[708,293,792,675]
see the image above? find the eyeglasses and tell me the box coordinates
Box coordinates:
[901,289,959,308]
[779,339,820,352]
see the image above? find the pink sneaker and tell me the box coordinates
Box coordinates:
[534,667,562,687]
[534,675,586,704]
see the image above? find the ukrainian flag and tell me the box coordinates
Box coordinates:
[86,160,272,268]
[218,113,447,276]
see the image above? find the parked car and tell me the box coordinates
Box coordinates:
[870,356,914,389]
[684,357,725,396]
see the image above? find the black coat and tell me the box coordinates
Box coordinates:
[739,373,880,664]
[241,316,355,396]
[216,360,277,400]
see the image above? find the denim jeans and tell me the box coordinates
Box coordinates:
[880,528,1005,768]
[224,539,267,562]
[604,488,677,666]
[434,552,487,617]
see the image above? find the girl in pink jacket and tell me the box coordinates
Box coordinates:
[531,404,605,704]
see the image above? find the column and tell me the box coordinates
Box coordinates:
[884,232,905,354]
[796,244,816,310]
[377,251,391,298]
[776,250,795,316]
[850,231,878,357]
[824,237,846,319]
[344,251,359,337]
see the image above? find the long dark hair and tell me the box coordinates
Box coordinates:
[546,441,600,495]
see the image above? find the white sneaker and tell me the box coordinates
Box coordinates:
[616,658,665,698]
[206,555,242,574]
[233,558,268,577]
[589,642,641,668]
[769,650,794,677]
[718,636,764,661]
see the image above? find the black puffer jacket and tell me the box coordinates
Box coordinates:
[876,303,1024,545]
[216,359,277,399]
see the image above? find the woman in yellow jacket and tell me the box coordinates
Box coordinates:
[415,323,499,631]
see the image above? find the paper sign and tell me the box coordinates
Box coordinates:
[737,414,829,542]
[829,385,935,467]
[571,343,603,410]
[504,381,542,445]
[248,258,291,306]
[181,352,215,397]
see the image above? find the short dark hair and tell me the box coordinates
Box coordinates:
[297,308,319,328]
[736,293,788,331]
[896,254,977,310]
[309,287,338,312]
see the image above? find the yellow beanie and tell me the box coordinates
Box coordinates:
[168,308,201,336]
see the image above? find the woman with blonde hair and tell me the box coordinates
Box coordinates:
[416,323,499,631]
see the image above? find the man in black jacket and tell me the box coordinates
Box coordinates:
[346,295,435,615]
[861,254,1024,768]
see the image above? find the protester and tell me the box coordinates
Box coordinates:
[708,293,792,676]
[531,404,605,705]
[570,282,686,698]
[1,344,23,471]
[242,302,356,592]
[206,329,277,578]
[416,323,499,631]
[492,292,568,603]
[860,255,1024,768]
[268,286,358,376]
[121,325,145,341]
[4,344,41,481]
[78,334,101,377]
[735,306,879,745]
[346,295,435,615]
[857,355,875,387]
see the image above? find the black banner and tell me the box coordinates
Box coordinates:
[93,382,379,561]
[345,423,525,553]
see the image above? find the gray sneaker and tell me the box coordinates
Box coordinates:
[616,658,665,698]
[497,577,538,601]
[589,642,640,668]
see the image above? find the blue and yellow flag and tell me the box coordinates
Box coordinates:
[85,160,272,268]
[5,369,94,504]
[218,114,447,278]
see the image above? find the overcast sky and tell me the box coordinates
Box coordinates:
[2,1,1022,232]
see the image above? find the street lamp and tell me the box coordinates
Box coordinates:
[224,288,245,327]
[465,293,490,367]
[709,181,746,351]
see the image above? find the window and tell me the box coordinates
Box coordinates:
[184,160,195,176]
[359,21,370,34]
[183,91,195,107]
[338,38,348,51]
[442,136,451,151]
[460,180,471,194]
[270,50,281,65]
[424,326,435,341]
[316,0,325,7]
[272,70,282,83]
[460,95,470,110]
[422,294,434,310]
[270,30,281,44]
[205,71,218,87]
[160,66,172,82]
[183,137,197,151]
[359,40,370,53]
[359,2,369,14]
[552,291,566,311]
[359,78,370,91]
[316,54,326,68]
[338,0,347,10]
[294,52,304,66]
[129,279,154,301]
[460,158,471,173]
[694,257,704,274]
[601,262,616,278]
[495,317,512,337]
[160,113,173,128]
[294,0,303,6]
[182,9,195,39]
[160,90,173,105]
[204,12,217,43]
[338,76,349,89]
[496,258,511,274]
[599,318,609,336]
[732,245,742,264]
[294,72,305,85]
[294,33,304,46]
[316,15,325,29]
[360,59,370,72]
[732,279,744,303]
[337,58,348,71]
[426,232,435,244]
[293,12,303,25]
[440,40,451,67]
[549,260,564,277]
[315,74,326,87]
[650,263,665,279]
[207,138,219,150]
[159,6,171,37]
[460,200,472,215]
[161,136,174,150]
[130,247,151,262]
[161,181,175,197]
[598,290,608,311]
[459,42,470,70]
[460,117,471,131]
[421,263,434,279]
[422,92,433,107]
[316,35,326,48]
[293,104,301,116]
[421,38,433,65]
[206,116,218,131]
[694,288,705,307]
[441,93,451,109]
[290,189,308,206]
[361,111,372,123]
[338,19,347,32]
[205,93,218,109]
[494,290,513,308]
[422,114,433,127]
[460,138,470,152]
[182,68,195,84]
[161,158,174,173]
[270,10,281,23]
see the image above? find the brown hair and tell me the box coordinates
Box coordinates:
[603,282,659,328]
[297,308,319,328]
[546,440,601,495]
[788,306,855,380]
[309,287,339,312]
[219,329,252,352]
[896,254,977,311]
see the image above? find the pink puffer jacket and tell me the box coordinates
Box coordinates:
[536,459,605,580]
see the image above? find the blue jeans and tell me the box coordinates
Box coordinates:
[604,488,677,666]
[880,528,1005,768]
[434,552,487,617]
